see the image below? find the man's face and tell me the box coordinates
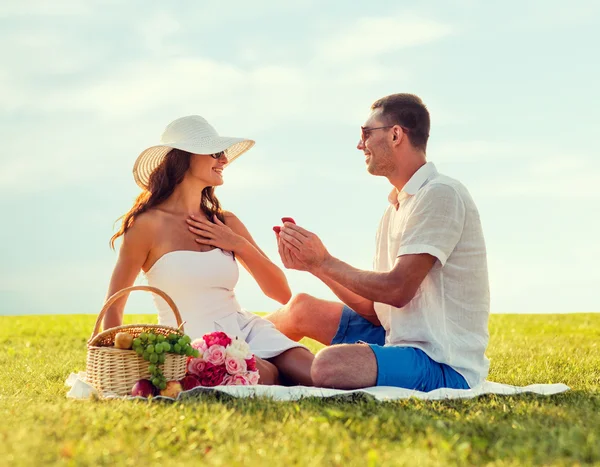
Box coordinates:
[357,110,396,177]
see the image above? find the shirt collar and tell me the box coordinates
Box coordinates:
[388,162,438,206]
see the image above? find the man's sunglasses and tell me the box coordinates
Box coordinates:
[360,125,410,143]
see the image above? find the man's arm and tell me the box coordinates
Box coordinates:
[316,253,436,309]
[279,183,464,308]
[312,271,380,324]
[276,231,379,322]
[279,222,436,308]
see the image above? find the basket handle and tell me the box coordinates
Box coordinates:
[91,285,184,339]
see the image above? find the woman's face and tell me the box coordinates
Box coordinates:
[188,151,229,187]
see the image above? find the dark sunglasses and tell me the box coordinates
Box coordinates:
[209,151,226,159]
[360,125,410,143]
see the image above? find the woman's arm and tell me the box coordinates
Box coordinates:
[224,213,292,304]
[186,212,292,304]
[102,215,155,330]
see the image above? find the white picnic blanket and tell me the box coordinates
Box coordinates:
[65,372,569,401]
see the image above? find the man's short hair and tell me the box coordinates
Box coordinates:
[371,94,430,151]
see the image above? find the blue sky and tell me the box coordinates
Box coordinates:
[1,0,599,317]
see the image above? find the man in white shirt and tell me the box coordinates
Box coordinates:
[268,93,490,390]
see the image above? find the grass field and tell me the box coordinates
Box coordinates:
[1,313,599,466]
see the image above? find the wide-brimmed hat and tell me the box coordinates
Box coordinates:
[133,115,255,189]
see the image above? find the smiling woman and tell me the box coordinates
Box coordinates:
[110,148,226,248]
[102,115,315,387]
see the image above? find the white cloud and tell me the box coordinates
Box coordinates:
[1,51,410,135]
[430,139,600,199]
[135,10,182,56]
[1,8,449,125]
[487,243,600,313]
[0,117,137,193]
[532,156,587,176]
[0,27,104,78]
[432,140,595,165]
[512,0,600,28]
[485,172,600,199]
[2,2,599,318]
[317,15,453,63]
[432,140,535,163]
[217,156,289,192]
[0,6,454,199]
[0,0,93,17]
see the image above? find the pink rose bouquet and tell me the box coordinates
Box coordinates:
[186,332,260,387]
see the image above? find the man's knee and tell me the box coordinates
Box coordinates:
[312,345,378,388]
[311,347,342,387]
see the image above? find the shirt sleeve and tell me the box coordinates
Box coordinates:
[396,183,466,266]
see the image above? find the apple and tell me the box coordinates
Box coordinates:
[114,332,133,350]
[160,380,183,399]
[180,375,201,391]
[131,379,157,398]
[281,217,296,224]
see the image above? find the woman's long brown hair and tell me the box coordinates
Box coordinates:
[110,148,226,249]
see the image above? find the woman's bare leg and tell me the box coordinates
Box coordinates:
[255,357,280,385]
[268,347,315,386]
[266,293,344,345]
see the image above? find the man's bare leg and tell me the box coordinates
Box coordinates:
[266,293,344,345]
[311,344,378,389]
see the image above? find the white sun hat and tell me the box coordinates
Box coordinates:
[133,115,255,189]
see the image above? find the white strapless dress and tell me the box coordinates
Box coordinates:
[144,249,305,359]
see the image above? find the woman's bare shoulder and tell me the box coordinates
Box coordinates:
[122,209,162,243]
[222,210,255,238]
[222,210,243,227]
[222,210,237,219]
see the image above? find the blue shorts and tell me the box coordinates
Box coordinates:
[332,306,469,391]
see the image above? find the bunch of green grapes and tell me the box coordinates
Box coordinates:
[132,332,198,390]
[165,333,196,357]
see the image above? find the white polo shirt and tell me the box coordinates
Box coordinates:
[374,162,490,387]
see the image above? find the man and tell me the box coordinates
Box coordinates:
[268,93,490,391]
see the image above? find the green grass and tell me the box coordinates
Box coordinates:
[1,313,599,466]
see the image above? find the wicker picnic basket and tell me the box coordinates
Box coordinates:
[87,285,188,398]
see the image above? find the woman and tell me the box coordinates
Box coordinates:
[104,115,313,386]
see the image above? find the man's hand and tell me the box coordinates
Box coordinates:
[274,227,307,271]
[279,223,330,272]
[279,239,308,271]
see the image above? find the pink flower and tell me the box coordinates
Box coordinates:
[203,331,232,348]
[225,356,247,375]
[224,373,251,386]
[191,338,208,352]
[247,371,260,385]
[204,345,226,366]
[245,356,257,372]
[187,358,206,376]
[199,363,227,387]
